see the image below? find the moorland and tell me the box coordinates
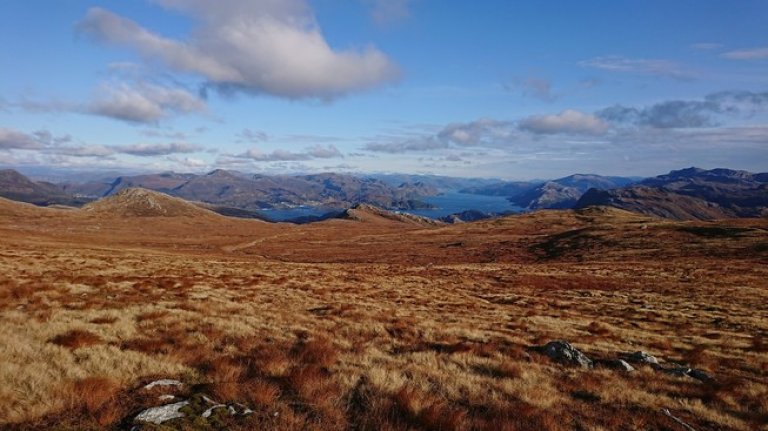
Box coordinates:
[0,187,766,430]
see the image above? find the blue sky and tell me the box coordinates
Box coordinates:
[0,0,766,179]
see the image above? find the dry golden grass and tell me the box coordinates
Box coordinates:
[0,199,766,429]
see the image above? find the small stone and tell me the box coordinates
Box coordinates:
[134,401,189,424]
[158,394,176,401]
[142,379,183,391]
[606,359,635,372]
[627,351,659,366]
[201,404,228,418]
[202,395,218,405]
[235,403,254,415]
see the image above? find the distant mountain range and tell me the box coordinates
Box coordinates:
[60,169,438,211]
[461,174,638,209]
[2,167,766,221]
[575,168,768,220]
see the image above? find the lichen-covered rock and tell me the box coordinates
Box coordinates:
[129,391,255,429]
[540,341,593,368]
[134,401,189,424]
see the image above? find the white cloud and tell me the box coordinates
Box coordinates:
[365,119,515,153]
[89,81,206,123]
[438,119,514,146]
[691,42,723,50]
[722,46,768,60]
[518,110,609,135]
[306,144,343,158]
[78,1,399,100]
[5,77,205,124]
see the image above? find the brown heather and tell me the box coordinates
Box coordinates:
[0,197,767,429]
[49,329,103,350]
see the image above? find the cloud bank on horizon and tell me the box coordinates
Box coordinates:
[0,0,766,179]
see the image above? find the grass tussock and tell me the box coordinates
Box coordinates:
[49,329,103,349]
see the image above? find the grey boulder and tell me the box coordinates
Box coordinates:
[540,341,593,368]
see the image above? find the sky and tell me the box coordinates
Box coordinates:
[0,0,767,180]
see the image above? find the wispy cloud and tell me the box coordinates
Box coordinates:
[50,145,115,157]
[367,0,414,26]
[519,110,609,135]
[690,42,723,50]
[505,76,556,101]
[114,142,203,156]
[236,129,269,144]
[579,56,693,80]
[1,126,206,162]
[141,129,190,140]
[722,46,768,60]
[77,1,399,100]
[166,155,208,168]
[234,144,343,161]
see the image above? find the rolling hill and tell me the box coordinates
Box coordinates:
[0,169,88,206]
